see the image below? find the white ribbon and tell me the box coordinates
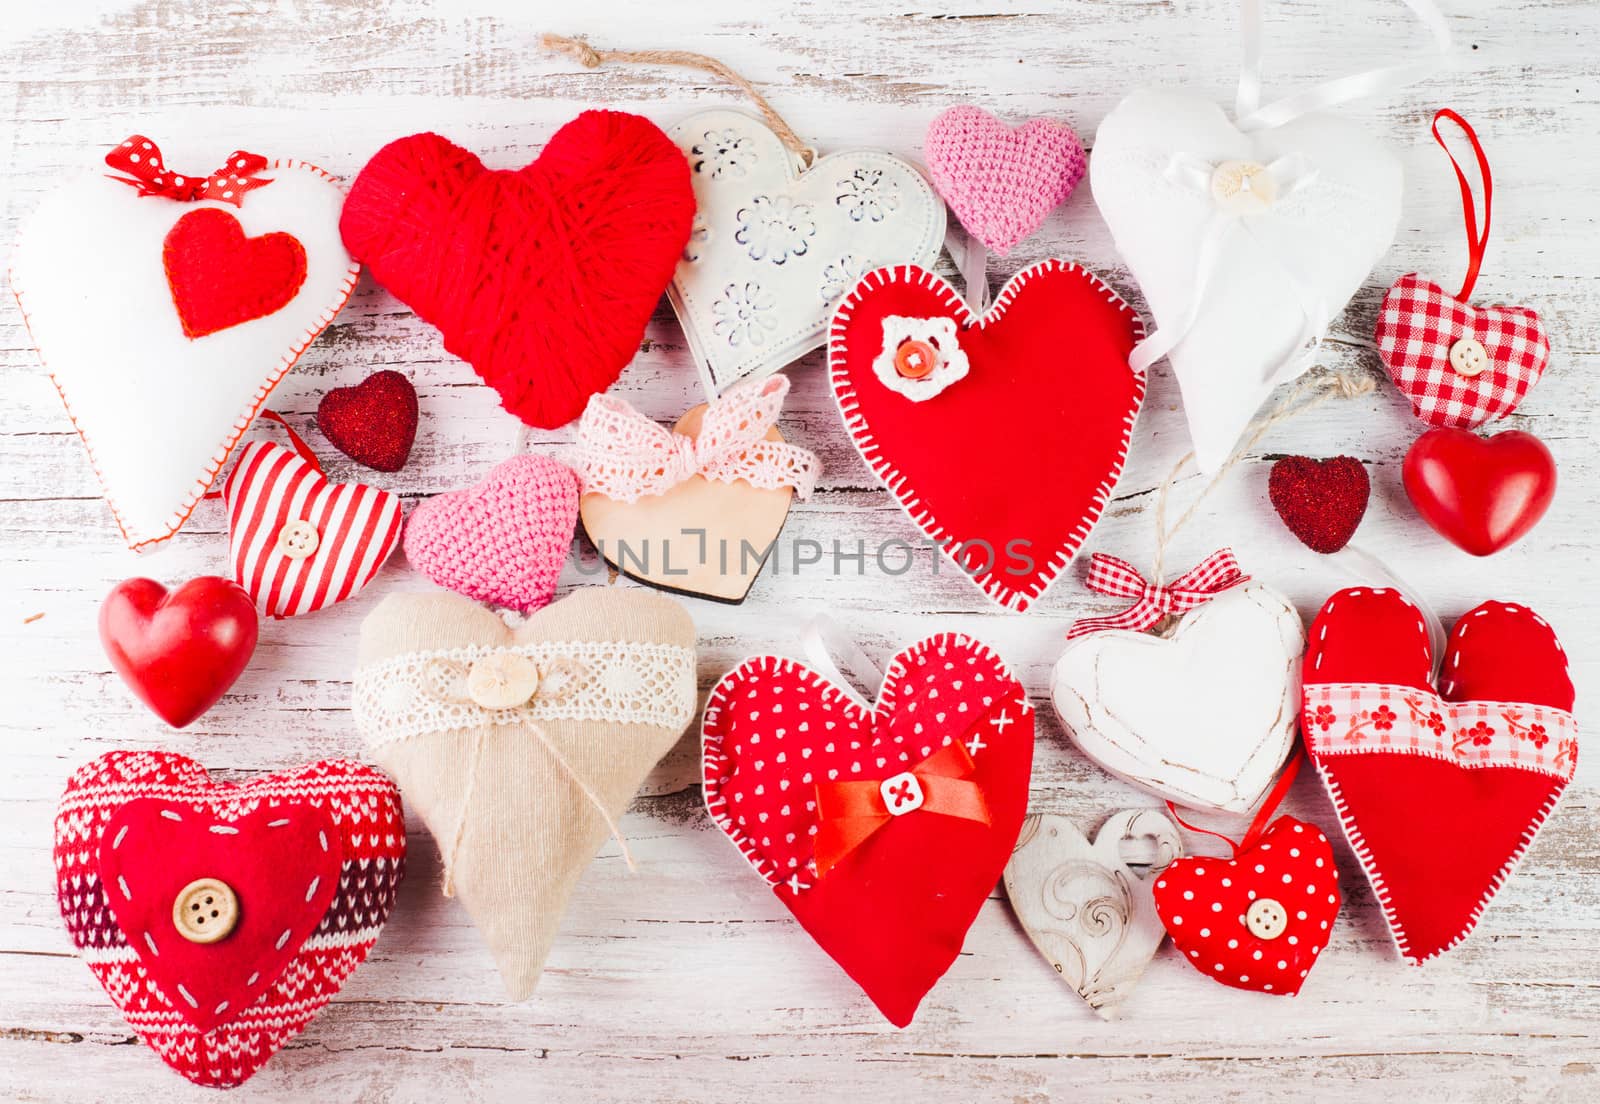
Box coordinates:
[801,614,884,714]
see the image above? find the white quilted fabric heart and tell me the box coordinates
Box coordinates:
[1091,91,1402,472]
[667,108,945,395]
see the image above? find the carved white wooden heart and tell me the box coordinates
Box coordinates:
[667,108,945,395]
[1053,583,1305,813]
[1004,809,1182,1019]
[10,157,357,549]
[1091,91,1401,473]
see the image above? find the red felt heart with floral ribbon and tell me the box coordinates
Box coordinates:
[702,633,1034,1026]
[1302,587,1577,963]
[54,751,406,1087]
[829,260,1144,611]
[1402,427,1556,556]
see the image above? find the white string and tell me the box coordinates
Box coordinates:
[801,615,883,713]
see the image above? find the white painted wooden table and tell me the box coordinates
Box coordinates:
[3,2,1597,1100]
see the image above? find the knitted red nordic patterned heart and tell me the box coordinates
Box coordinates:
[340,111,695,429]
[702,634,1034,1027]
[164,207,308,339]
[1302,588,1578,963]
[1153,817,1341,996]
[829,261,1144,611]
[54,751,405,1088]
[1267,455,1370,554]
[317,369,419,472]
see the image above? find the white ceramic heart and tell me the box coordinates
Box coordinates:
[10,159,357,549]
[1091,90,1401,473]
[1003,809,1182,1019]
[667,108,945,395]
[1053,583,1305,813]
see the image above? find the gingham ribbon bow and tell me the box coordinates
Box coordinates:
[105,135,271,206]
[1065,550,1249,641]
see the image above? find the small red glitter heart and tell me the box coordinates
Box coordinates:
[316,370,419,472]
[1268,455,1370,554]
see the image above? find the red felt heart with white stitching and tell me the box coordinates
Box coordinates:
[829,260,1144,611]
[54,751,405,1088]
[702,634,1035,1026]
[1302,588,1577,963]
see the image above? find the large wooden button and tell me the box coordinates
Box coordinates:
[173,878,239,944]
[275,519,320,559]
[1449,336,1490,378]
[1246,896,1289,940]
[466,652,542,709]
[1211,160,1277,215]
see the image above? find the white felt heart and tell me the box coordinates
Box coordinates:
[1003,809,1182,1019]
[10,159,357,549]
[1052,583,1305,813]
[667,108,945,395]
[1091,91,1401,472]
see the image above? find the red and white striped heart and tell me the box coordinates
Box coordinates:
[223,439,403,618]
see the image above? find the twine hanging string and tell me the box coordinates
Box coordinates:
[540,34,816,168]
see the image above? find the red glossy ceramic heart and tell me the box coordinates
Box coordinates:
[1402,428,1556,555]
[702,634,1034,1026]
[1267,455,1369,553]
[99,577,259,727]
[317,369,419,471]
[163,208,308,339]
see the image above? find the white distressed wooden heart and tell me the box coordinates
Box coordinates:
[1003,809,1182,1019]
[667,108,945,395]
[1052,583,1305,813]
[1091,90,1401,473]
[10,156,358,550]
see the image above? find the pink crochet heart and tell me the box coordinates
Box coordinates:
[925,105,1086,256]
[403,454,578,612]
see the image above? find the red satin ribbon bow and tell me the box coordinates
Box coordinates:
[1065,549,1249,641]
[813,740,991,877]
[105,135,272,207]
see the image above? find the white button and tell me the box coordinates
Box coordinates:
[172,878,239,944]
[275,519,320,559]
[466,653,541,709]
[1211,160,1277,215]
[879,771,924,815]
[1449,336,1490,378]
[1246,897,1289,940]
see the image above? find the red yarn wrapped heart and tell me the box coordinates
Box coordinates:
[317,369,419,471]
[340,112,694,429]
[1267,455,1370,553]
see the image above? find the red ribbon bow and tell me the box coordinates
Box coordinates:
[105,135,272,207]
[813,739,992,877]
[1065,549,1249,641]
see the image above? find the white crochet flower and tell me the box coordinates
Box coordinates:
[735,194,817,264]
[871,316,970,401]
[711,282,779,348]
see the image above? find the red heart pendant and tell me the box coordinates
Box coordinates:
[164,207,308,339]
[1402,428,1556,555]
[1376,274,1550,428]
[1267,455,1370,554]
[1303,588,1578,962]
[702,634,1034,1026]
[99,577,259,728]
[828,261,1144,611]
[341,112,694,429]
[317,369,419,472]
[1153,817,1341,996]
[54,751,406,1087]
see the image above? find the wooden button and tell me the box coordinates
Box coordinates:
[275,519,320,559]
[1246,897,1289,940]
[1449,336,1490,378]
[1211,160,1277,215]
[893,339,940,380]
[172,878,239,944]
[466,652,542,709]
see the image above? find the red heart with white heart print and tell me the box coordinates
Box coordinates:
[1152,817,1341,996]
[1302,588,1577,963]
[223,439,404,619]
[54,751,406,1088]
[702,634,1035,1026]
[1375,274,1550,429]
[829,260,1144,611]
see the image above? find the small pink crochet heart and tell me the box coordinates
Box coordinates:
[403,454,578,612]
[925,105,1086,256]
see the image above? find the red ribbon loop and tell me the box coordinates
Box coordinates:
[105,135,272,207]
[1165,751,1304,858]
[1065,549,1249,641]
[813,737,992,878]
[1431,108,1493,302]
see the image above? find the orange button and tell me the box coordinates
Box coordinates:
[894,339,940,380]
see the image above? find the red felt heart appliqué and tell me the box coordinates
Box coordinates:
[1267,455,1370,554]
[340,111,695,429]
[1302,587,1578,963]
[164,207,308,339]
[702,634,1034,1027]
[829,261,1144,611]
[318,369,419,472]
[1402,428,1556,556]
[54,751,406,1087]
